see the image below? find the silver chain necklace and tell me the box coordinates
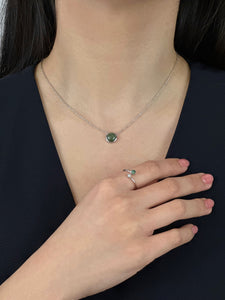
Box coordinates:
[40,53,178,143]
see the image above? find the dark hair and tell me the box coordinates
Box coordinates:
[0,0,225,78]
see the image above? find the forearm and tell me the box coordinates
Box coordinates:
[0,237,83,300]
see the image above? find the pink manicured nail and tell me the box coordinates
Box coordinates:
[192,225,198,234]
[178,159,190,167]
[201,174,214,184]
[204,198,215,209]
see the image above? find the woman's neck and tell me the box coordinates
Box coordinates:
[41,0,185,122]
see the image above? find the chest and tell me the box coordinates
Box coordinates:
[43,102,181,205]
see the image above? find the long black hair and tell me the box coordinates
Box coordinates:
[0,0,225,78]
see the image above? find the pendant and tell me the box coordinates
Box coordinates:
[106,132,118,143]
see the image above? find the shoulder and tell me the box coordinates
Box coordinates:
[0,65,35,111]
[189,61,225,115]
[190,61,225,93]
[186,61,225,153]
[0,65,37,141]
[0,65,34,87]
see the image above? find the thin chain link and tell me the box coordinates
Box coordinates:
[40,53,178,136]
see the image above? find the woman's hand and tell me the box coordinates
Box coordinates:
[45,158,214,300]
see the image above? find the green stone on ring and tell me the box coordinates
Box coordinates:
[106,132,117,143]
[131,170,136,175]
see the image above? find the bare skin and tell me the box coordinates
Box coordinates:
[34,0,191,205]
[0,1,215,299]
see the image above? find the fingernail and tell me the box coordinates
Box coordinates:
[204,198,215,209]
[192,225,198,234]
[201,174,214,185]
[178,159,190,167]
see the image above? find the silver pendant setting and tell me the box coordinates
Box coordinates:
[106,132,118,143]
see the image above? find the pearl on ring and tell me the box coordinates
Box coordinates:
[122,168,137,190]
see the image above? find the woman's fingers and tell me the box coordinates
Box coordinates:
[141,197,214,232]
[113,158,190,191]
[142,223,197,265]
[133,172,214,208]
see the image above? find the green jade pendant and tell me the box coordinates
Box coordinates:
[106,132,118,143]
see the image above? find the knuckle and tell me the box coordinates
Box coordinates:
[97,177,116,195]
[171,228,183,246]
[113,195,129,211]
[109,194,133,216]
[164,177,180,196]
[144,160,160,175]
[124,242,146,268]
[190,173,205,189]
[172,199,186,217]
[190,174,201,188]
[199,197,207,213]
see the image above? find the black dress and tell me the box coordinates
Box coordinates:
[0,60,224,299]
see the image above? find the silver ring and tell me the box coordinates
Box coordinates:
[123,169,137,190]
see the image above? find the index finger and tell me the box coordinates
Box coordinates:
[113,158,190,191]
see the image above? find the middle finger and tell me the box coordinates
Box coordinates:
[132,172,214,208]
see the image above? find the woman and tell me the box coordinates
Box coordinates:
[0,0,224,299]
